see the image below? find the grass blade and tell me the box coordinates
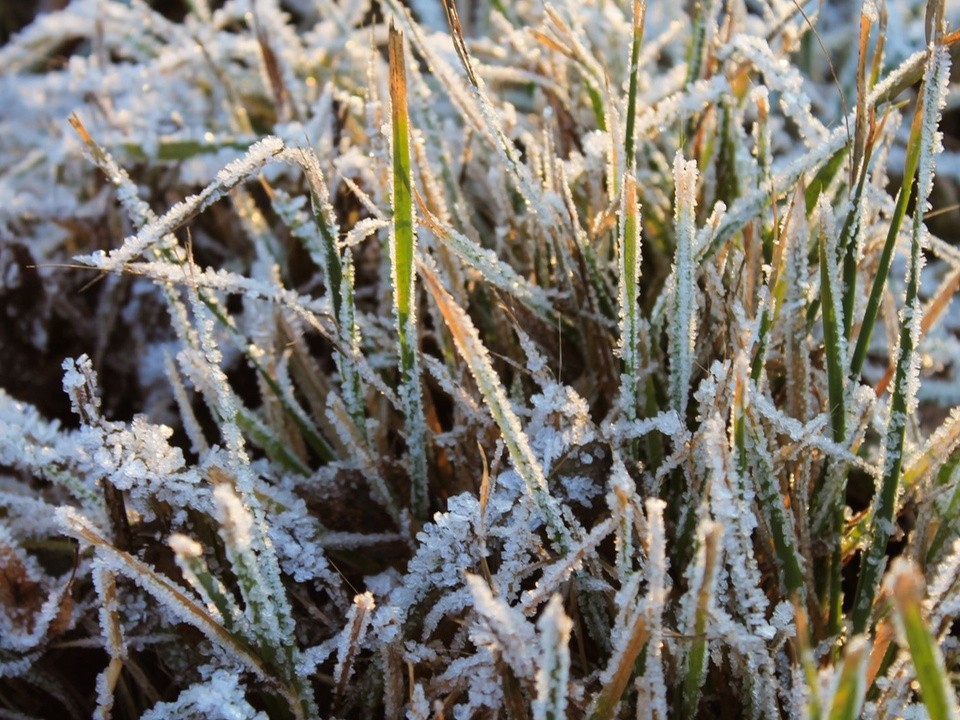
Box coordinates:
[419,260,570,552]
[618,174,643,439]
[668,152,699,420]
[588,605,648,720]
[848,99,923,379]
[887,559,959,720]
[680,521,722,720]
[743,405,805,598]
[389,23,430,520]
[818,200,847,446]
[817,198,849,637]
[533,595,573,720]
[416,198,555,320]
[825,636,868,720]
[623,0,647,169]
[59,509,310,719]
[851,42,950,634]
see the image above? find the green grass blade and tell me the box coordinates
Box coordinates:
[744,409,805,598]
[169,534,242,637]
[826,637,868,720]
[849,103,923,379]
[851,43,950,633]
[685,0,709,86]
[235,407,311,475]
[618,174,643,440]
[926,452,960,564]
[680,521,722,720]
[888,560,959,720]
[804,146,847,215]
[624,0,647,169]
[818,200,846,445]
[839,132,877,339]
[389,23,430,520]
[817,198,849,638]
[715,100,740,207]
[668,152,699,420]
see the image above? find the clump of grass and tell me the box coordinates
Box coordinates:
[3,1,960,718]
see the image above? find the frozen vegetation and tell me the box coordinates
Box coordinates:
[2,0,960,718]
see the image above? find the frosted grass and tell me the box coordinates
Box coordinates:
[2,1,960,717]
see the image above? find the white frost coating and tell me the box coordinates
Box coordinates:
[0,524,72,656]
[421,210,554,318]
[816,198,846,354]
[3,1,960,716]
[79,137,285,272]
[668,151,699,420]
[677,518,723,675]
[915,46,951,209]
[700,410,778,711]
[466,574,538,682]
[633,75,731,139]
[702,45,933,262]
[421,354,487,425]
[521,518,616,615]
[722,35,827,147]
[693,201,727,257]
[751,378,877,477]
[333,592,375,688]
[56,507,274,682]
[896,45,951,432]
[213,484,254,551]
[215,136,285,184]
[141,669,269,720]
[637,498,669,720]
[168,533,203,559]
[609,410,685,441]
[533,594,572,720]
[607,453,636,580]
[420,263,571,550]
[526,382,594,478]
[929,538,960,629]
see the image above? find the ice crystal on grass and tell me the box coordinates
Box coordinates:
[533,594,572,720]
[140,669,268,720]
[466,574,537,683]
[668,151,699,420]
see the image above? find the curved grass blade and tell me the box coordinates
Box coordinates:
[848,102,923,378]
